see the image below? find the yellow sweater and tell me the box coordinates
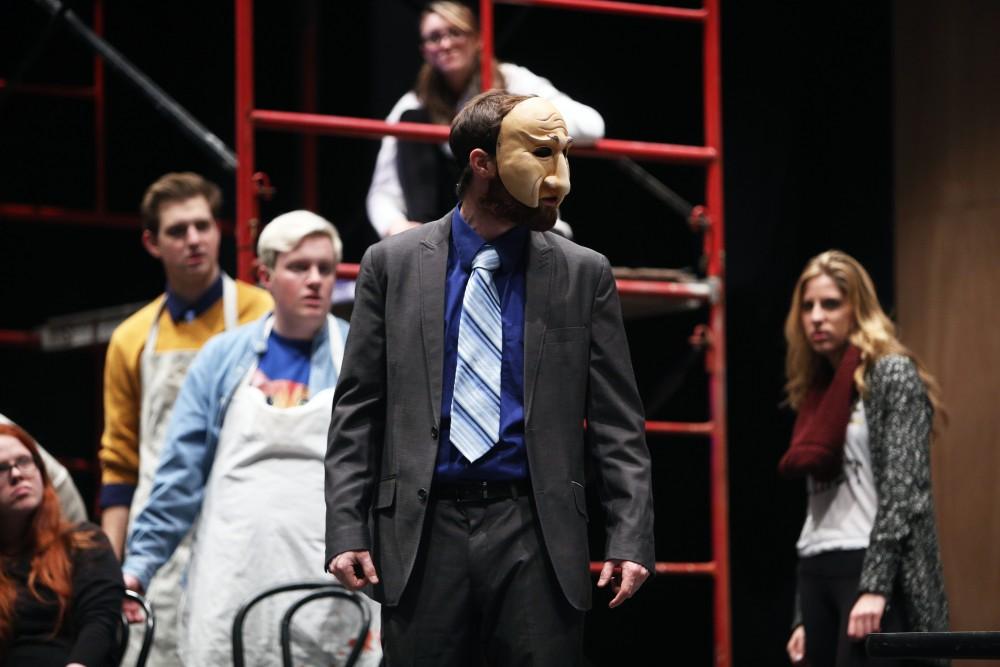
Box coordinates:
[98,280,272,508]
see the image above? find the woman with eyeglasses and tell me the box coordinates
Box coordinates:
[779,251,949,667]
[0,423,123,667]
[0,414,87,526]
[367,0,604,237]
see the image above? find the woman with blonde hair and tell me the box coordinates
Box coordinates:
[779,250,948,667]
[0,423,123,666]
[367,0,604,237]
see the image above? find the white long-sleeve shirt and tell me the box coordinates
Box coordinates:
[366,62,605,237]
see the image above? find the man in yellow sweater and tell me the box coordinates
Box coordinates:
[98,172,272,666]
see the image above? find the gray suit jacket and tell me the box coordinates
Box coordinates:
[325,213,655,611]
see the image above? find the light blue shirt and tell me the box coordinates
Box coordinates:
[123,313,349,588]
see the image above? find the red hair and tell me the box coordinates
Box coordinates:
[0,423,96,641]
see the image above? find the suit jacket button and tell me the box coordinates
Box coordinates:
[417,488,428,502]
[430,426,439,439]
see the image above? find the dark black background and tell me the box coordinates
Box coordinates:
[0,1,892,663]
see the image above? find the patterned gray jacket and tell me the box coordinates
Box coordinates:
[859,354,949,634]
[792,354,949,665]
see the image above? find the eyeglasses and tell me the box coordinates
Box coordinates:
[421,26,469,48]
[0,455,36,477]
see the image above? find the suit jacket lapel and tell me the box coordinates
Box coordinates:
[523,231,553,426]
[419,214,451,423]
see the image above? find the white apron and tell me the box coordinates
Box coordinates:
[181,317,380,667]
[126,274,237,667]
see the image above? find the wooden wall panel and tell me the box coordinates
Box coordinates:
[895,1,1000,660]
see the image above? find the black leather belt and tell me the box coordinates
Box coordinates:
[432,479,532,503]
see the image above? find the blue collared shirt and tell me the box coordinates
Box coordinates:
[436,207,528,483]
[164,273,224,323]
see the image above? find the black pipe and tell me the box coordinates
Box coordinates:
[867,631,1000,660]
[30,0,238,172]
[614,157,694,222]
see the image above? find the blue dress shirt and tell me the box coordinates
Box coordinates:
[436,207,528,483]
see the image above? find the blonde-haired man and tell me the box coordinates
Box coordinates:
[123,211,380,666]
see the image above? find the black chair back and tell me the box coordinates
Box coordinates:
[118,589,155,667]
[232,580,371,667]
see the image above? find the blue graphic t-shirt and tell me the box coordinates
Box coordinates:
[250,331,312,407]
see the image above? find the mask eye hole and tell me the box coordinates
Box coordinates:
[532,147,553,158]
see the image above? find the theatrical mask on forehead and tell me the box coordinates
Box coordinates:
[496,97,572,208]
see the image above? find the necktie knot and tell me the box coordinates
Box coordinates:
[473,246,501,273]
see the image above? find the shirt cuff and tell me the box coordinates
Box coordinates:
[122,557,158,591]
[99,483,136,509]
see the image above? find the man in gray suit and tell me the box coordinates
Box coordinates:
[326,90,654,666]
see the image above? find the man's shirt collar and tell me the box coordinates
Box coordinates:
[164,273,224,323]
[451,205,529,275]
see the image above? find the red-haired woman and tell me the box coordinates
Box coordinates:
[0,423,123,666]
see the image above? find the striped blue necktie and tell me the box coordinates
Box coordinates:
[450,245,502,463]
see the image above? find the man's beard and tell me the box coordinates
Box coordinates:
[479,175,558,232]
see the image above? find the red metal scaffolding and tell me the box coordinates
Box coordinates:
[0,0,112,225]
[0,0,143,388]
[235,0,730,664]
[1,0,102,345]
[1,1,730,661]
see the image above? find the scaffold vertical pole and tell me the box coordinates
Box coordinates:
[235,0,256,282]
[703,0,730,664]
[479,0,495,90]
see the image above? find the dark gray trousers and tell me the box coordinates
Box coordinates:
[381,494,584,667]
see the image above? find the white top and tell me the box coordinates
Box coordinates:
[366,61,606,237]
[796,400,878,558]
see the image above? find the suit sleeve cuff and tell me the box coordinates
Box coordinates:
[325,525,372,569]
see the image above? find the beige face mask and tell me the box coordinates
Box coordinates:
[496,97,572,209]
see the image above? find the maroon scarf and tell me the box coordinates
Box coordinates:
[778,345,862,481]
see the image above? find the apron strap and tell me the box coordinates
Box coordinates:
[326,314,345,376]
[254,314,343,383]
[143,274,238,363]
[141,296,168,366]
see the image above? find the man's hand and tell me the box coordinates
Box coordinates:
[596,559,649,608]
[847,593,886,639]
[786,625,805,664]
[328,550,379,590]
[122,573,145,623]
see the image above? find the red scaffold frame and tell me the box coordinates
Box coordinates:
[0,0,115,346]
[0,0,109,224]
[235,1,729,664]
